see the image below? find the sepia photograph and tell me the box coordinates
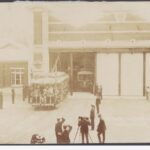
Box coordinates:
[0,0,150,145]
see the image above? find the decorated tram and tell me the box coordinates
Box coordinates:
[30,72,69,110]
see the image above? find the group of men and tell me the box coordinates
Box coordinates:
[55,115,106,144]
[80,84,106,144]
[54,85,106,144]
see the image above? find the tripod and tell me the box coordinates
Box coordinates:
[73,127,93,144]
[73,127,79,143]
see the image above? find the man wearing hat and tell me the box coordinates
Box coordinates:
[96,95,101,114]
[78,117,91,144]
[97,114,106,143]
[55,118,65,144]
[90,105,95,130]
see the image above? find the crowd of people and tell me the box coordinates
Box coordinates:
[22,79,69,108]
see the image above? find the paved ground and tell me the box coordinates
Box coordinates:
[0,88,150,144]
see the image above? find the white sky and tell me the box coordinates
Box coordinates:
[0,3,33,46]
[47,2,150,24]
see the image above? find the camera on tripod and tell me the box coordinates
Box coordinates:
[74,116,93,143]
[78,116,89,120]
[57,117,65,121]
[63,125,72,128]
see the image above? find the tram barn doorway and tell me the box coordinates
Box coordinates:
[49,52,96,93]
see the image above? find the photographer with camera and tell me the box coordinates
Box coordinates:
[55,117,65,144]
[78,116,91,144]
[61,125,72,144]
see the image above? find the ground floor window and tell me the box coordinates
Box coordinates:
[11,68,24,86]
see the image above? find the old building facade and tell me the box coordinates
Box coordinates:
[31,2,150,96]
[1,2,150,96]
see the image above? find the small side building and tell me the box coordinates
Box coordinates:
[0,42,31,88]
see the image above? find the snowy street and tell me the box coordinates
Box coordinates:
[0,89,150,144]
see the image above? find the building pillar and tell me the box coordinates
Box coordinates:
[143,52,146,96]
[42,10,49,74]
[32,8,49,74]
[118,53,121,96]
[33,9,43,73]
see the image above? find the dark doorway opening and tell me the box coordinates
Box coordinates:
[73,53,95,92]
[49,52,96,93]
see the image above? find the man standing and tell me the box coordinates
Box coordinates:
[97,115,106,143]
[97,85,103,100]
[55,117,65,144]
[22,85,26,101]
[100,85,103,100]
[78,117,91,144]
[61,125,72,144]
[12,88,15,104]
[90,105,95,130]
[96,96,101,114]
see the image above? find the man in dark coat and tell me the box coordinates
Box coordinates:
[97,85,103,100]
[78,117,91,144]
[61,125,72,144]
[96,96,101,114]
[90,105,95,130]
[55,118,65,144]
[99,85,103,100]
[97,115,106,143]
[11,88,15,104]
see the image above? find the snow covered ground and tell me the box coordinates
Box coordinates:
[0,89,150,144]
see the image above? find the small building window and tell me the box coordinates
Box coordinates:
[11,68,24,86]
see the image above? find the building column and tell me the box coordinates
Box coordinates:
[42,10,49,74]
[32,8,49,74]
[33,9,43,73]
[143,52,146,96]
[118,53,121,96]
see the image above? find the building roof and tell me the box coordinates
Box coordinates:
[0,41,29,61]
[47,5,150,50]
